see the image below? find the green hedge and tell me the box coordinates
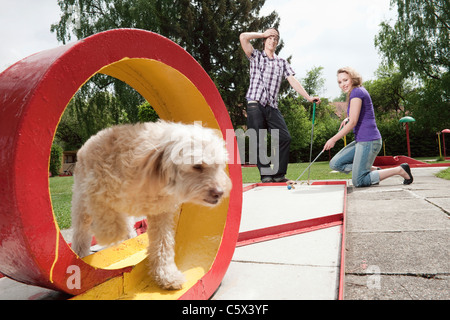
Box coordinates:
[50,144,63,177]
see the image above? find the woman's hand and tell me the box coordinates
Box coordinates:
[339,118,349,131]
[323,137,337,151]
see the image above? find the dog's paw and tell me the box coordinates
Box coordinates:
[71,241,91,258]
[155,268,186,290]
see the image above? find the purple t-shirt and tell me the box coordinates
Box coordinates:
[348,87,381,142]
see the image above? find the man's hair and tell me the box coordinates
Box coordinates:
[263,28,280,49]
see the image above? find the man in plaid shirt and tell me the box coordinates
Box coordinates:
[240,28,320,183]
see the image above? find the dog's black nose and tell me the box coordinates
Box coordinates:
[210,188,224,199]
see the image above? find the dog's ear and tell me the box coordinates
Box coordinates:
[133,146,168,189]
[148,148,167,184]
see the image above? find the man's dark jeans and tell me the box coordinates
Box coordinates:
[246,102,291,179]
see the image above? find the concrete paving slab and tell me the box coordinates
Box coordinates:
[347,187,413,201]
[213,184,346,300]
[1,183,347,300]
[347,207,449,232]
[426,197,450,213]
[407,188,450,198]
[212,261,339,300]
[350,195,431,212]
[0,277,64,300]
[346,231,450,274]
[347,193,450,232]
[345,274,450,300]
[344,167,450,300]
[240,185,345,232]
[233,226,342,267]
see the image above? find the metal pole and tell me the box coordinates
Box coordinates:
[406,123,411,157]
[307,102,317,183]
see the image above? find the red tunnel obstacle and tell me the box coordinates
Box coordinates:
[0,29,242,299]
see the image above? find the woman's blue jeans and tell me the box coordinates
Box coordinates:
[330,139,382,187]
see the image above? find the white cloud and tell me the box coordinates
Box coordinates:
[1,0,396,99]
[261,0,396,98]
[0,0,61,72]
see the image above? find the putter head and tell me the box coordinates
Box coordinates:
[286,180,296,190]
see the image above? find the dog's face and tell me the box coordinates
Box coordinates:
[147,122,232,207]
[174,161,232,206]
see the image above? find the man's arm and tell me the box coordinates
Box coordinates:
[287,75,321,104]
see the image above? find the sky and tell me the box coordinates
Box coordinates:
[0,1,61,72]
[0,0,397,99]
[260,0,397,98]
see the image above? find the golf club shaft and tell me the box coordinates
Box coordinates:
[307,101,318,181]
[295,149,324,183]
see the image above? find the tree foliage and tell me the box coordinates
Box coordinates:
[375,0,449,81]
[301,66,325,98]
[137,101,159,123]
[55,88,130,150]
[50,144,63,176]
[51,0,282,128]
[50,0,450,158]
[373,0,449,157]
[363,65,414,116]
[278,66,344,162]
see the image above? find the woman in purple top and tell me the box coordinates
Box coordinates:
[323,67,413,187]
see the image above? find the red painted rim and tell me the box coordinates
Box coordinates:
[0,29,242,297]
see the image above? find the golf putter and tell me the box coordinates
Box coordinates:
[287,149,324,190]
[307,100,319,184]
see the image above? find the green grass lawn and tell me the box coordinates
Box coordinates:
[49,164,450,230]
[241,161,351,183]
[436,167,450,180]
[49,163,347,229]
[49,176,74,229]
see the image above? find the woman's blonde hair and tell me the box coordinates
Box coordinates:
[337,67,363,101]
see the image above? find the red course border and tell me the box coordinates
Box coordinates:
[238,181,347,300]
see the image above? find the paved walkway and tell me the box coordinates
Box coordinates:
[0,167,448,300]
[343,167,450,299]
[1,182,347,300]
[213,183,346,300]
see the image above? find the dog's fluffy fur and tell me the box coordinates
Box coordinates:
[71,120,232,290]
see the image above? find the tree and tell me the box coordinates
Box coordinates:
[375,0,449,158]
[51,0,282,128]
[375,0,449,81]
[137,101,159,123]
[408,77,450,133]
[301,66,325,98]
[299,66,326,120]
[56,88,130,150]
[50,144,63,176]
[363,65,414,116]
[278,97,310,162]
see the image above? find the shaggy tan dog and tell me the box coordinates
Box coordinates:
[71,120,232,290]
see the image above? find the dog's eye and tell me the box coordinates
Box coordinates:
[193,164,204,172]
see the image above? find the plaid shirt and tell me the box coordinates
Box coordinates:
[246,49,295,109]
